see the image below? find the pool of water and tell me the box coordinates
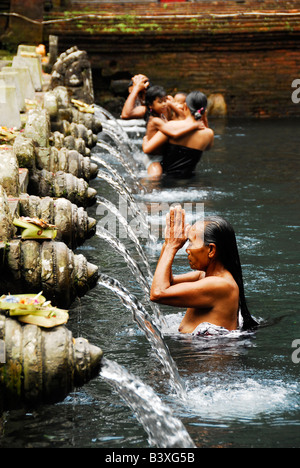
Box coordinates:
[1,117,299,448]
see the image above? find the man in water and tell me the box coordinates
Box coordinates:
[121,74,150,120]
[150,205,257,333]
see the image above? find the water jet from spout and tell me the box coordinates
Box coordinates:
[96,195,152,278]
[98,276,186,400]
[100,358,195,448]
[96,225,163,329]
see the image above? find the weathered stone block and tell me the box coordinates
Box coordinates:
[0,186,16,242]
[207,94,227,117]
[13,134,36,170]
[10,65,35,101]
[12,55,42,92]
[0,85,21,129]
[24,108,51,147]
[0,71,25,112]
[0,147,20,197]
[43,91,58,118]
[17,45,36,55]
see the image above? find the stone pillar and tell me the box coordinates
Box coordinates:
[0,71,25,113]
[0,85,21,129]
[9,0,44,46]
[49,35,58,69]
[0,147,20,197]
[0,186,16,243]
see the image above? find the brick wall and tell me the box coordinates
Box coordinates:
[42,1,300,117]
[90,39,300,118]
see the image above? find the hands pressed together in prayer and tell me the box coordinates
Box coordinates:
[164,205,191,252]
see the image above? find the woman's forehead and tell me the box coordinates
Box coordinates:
[190,221,205,241]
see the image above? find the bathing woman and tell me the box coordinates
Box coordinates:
[143,88,210,178]
[143,91,214,179]
[150,205,258,333]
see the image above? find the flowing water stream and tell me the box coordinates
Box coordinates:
[0,116,299,448]
[97,275,186,399]
[100,358,194,448]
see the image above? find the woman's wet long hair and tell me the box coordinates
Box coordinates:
[186,91,207,121]
[203,216,258,331]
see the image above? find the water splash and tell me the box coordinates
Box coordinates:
[96,195,152,278]
[101,123,140,165]
[95,141,143,190]
[96,225,163,329]
[94,104,137,152]
[97,276,186,400]
[96,170,156,244]
[92,154,135,195]
[100,358,195,447]
[184,376,298,424]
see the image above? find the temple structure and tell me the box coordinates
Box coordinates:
[1,0,300,117]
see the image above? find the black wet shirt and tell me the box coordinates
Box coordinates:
[162,143,203,179]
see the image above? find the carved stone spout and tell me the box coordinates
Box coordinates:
[19,195,96,248]
[35,146,98,181]
[0,240,99,307]
[0,316,103,409]
[29,169,97,208]
[14,134,98,182]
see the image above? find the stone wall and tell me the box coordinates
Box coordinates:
[1,0,44,48]
[89,37,300,118]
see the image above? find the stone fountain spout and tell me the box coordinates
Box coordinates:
[0,316,103,410]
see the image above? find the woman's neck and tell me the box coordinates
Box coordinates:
[205,260,227,278]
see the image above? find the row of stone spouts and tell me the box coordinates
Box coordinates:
[0,80,105,413]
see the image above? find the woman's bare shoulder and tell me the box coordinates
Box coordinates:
[198,275,238,296]
[201,126,214,136]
